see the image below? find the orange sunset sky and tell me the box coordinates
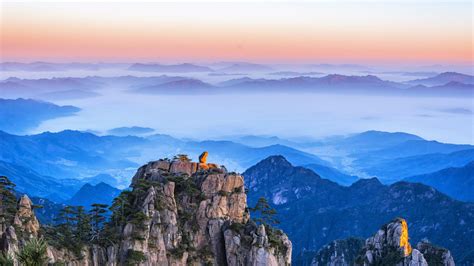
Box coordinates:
[1,1,473,64]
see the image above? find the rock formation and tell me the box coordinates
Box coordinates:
[0,195,40,265]
[1,154,292,265]
[306,218,455,266]
[416,240,455,266]
[113,157,291,265]
[356,218,427,266]
[310,238,365,266]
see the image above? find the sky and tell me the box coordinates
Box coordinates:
[1,1,472,64]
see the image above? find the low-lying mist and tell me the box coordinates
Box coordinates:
[33,88,473,144]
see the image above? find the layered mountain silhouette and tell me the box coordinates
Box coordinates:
[243,156,474,264]
[406,161,474,202]
[218,74,406,93]
[0,160,79,202]
[357,149,474,181]
[216,62,273,73]
[65,182,121,208]
[107,126,155,136]
[0,98,80,134]
[132,79,216,94]
[303,163,358,186]
[0,130,142,180]
[0,130,332,202]
[407,72,473,86]
[128,63,213,72]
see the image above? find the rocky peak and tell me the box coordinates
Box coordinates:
[349,177,383,190]
[255,155,293,169]
[0,195,41,265]
[357,218,427,266]
[120,154,292,265]
[13,195,40,239]
[305,218,456,266]
[416,240,455,266]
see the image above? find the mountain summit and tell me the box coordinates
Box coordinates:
[0,155,292,265]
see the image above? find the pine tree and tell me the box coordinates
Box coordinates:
[110,191,132,228]
[0,176,17,226]
[174,154,191,162]
[73,206,92,243]
[58,205,76,227]
[250,197,280,226]
[89,203,108,243]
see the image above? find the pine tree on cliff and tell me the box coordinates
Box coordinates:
[0,176,17,225]
[250,197,280,226]
[110,190,133,228]
[89,203,108,243]
[74,206,92,243]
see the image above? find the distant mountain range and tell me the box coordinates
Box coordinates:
[0,77,104,98]
[268,71,324,76]
[182,140,330,170]
[0,160,80,202]
[0,130,143,180]
[107,126,155,136]
[2,71,472,98]
[128,63,213,72]
[2,127,471,192]
[218,75,406,93]
[132,79,216,94]
[303,163,359,186]
[406,161,474,202]
[0,129,333,202]
[408,72,473,86]
[217,62,273,73]
[0,98,80,134]
[357,149,474,182]
[243,156,474,264]
[65,182,121,208]
[301,130,474,183]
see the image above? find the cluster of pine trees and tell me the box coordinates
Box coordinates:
[0,175,148,263]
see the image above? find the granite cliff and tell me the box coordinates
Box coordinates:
[309,218,455,266]
[0,154,292,265]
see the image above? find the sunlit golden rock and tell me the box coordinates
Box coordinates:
[199,151,208,164]
[198,151,209,169]
[400,218,413,256]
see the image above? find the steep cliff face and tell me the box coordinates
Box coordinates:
[113,158,291,265]
[1,156,292,265]
[305,218,455,266]
[356,218,427,266]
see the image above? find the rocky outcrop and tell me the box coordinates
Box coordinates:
[112,158,291,265]
[310,238,365,266]
[0,195,40,265]
[356,218,427,266]
[306,218,455,266]
[224,222,292,266]
[2,156,290,265]
[13,195,40,239]
[416,240,455,266]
